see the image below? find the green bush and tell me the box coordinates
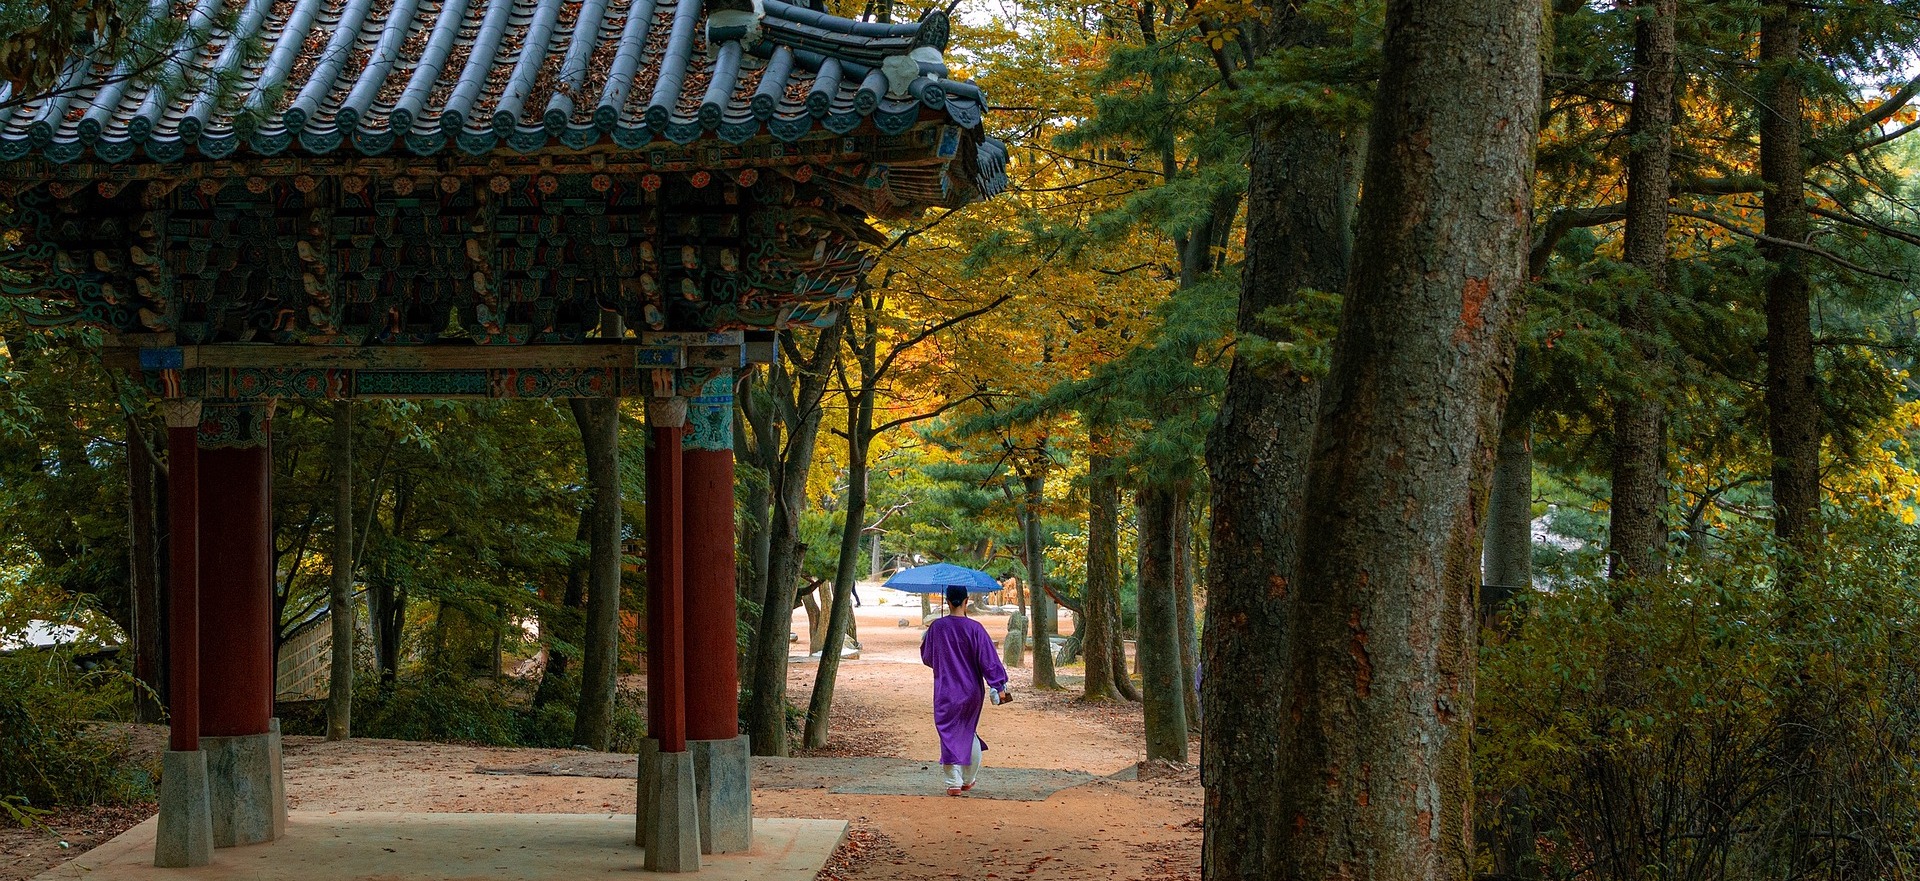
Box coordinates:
[281,672,651,752]
[1477,517,1920,880]
[350,672,525,745]
[0,652,155,821]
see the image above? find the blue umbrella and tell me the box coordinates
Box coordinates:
[882,563,1001,594]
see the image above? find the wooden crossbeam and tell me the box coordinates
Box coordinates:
[102,344,688,371]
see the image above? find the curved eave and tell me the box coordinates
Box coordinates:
[0,1,1002,207]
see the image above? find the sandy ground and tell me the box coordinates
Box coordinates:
[2,591,1200,881]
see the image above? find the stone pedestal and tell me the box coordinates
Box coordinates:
[153,750,214,867]
[636,738,702,872]
[691,735,752,854]
[201,723,285,848]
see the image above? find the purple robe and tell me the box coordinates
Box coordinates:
[921,614,1009,765]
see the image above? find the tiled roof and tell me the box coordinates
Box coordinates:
[0,0,1004,199]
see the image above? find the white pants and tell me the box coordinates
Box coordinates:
[942,736,983,789]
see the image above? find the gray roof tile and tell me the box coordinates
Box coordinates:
[1,0,1003,201]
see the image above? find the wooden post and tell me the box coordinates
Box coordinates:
[647,396,689,753]
[683,435,739,741]
[162,401,201,753]
[197,403,276,737]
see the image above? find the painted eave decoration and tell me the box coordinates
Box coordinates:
[0,0,1007,203]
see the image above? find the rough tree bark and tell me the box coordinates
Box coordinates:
[1760,1,1819,581]
[570,398,622,750]
[326,400,355,740]
[747,318,847,756]
[1137,487,1190,762]
[1266,1,1542,879]
[1759,1,1820,871]
[1021,470,1059,690]
[1081,439,1124,701]
[1199,8,1359,875]
[1608,0,1677,584]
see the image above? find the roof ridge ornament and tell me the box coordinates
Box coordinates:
[708,0,767,46]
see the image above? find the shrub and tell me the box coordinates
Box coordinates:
[350,672,524,745]
[1477,518,1920,880]
[0,652,155,822]
[283,672,651,752]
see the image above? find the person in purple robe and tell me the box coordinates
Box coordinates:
[920,585,1012,796]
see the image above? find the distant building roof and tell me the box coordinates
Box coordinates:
[0,0,1004,200]
[0,619,120,652]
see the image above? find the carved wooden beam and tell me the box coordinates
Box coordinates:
[101,343,688,371]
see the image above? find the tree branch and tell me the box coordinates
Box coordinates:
[1670,208,1908,281]
[873,293,1014,379]
[1530,204,1626,276]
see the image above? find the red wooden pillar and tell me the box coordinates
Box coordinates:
[163,401,202,753]
[682,369,738,742]
[196,404,275,738]
[646,397,688,753]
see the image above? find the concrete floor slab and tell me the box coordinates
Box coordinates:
[32,813,848,881]
[475,754,1100,802]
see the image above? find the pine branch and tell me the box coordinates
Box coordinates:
[1669,208,1907,282]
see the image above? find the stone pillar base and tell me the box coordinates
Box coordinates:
[636,738,702,872]
[690,736,752,854]
[154,750,214,868]
[201,722,285,848]
[267,719,288,838]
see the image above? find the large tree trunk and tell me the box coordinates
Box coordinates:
[1481,400,1534,621]
[1199,13,1359,876]
[747,319,847,757]
[1480,398,1539,879]
[735,368,778,613]
[803,589,826,654]
[1608,0,1677,584]
[1081,441,1123,702]
[1172,486,1199,725]
[326,400,355,740]
[803,387,872,749]
[128,417,165,723]
[570,398,622,751]
[1268,1,1541,879]
[1021,471,1059,690]
[1759,1,1820,872]
[1760,1,1819,583]
[367,478,412,684]
[1137,487,1190,762]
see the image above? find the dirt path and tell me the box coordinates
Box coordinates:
[790,596,1144,775]
[4,590,1200,881]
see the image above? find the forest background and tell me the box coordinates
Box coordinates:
[6,0,1920,878]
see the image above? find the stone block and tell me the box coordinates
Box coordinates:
[153,750,214,868]
[201,730,282,848]
[690,735,753,854]
[635,737,658,845]
[637,741,702,873]
[267,719,287,839]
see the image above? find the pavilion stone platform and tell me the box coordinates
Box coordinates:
[32,814,849,881]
